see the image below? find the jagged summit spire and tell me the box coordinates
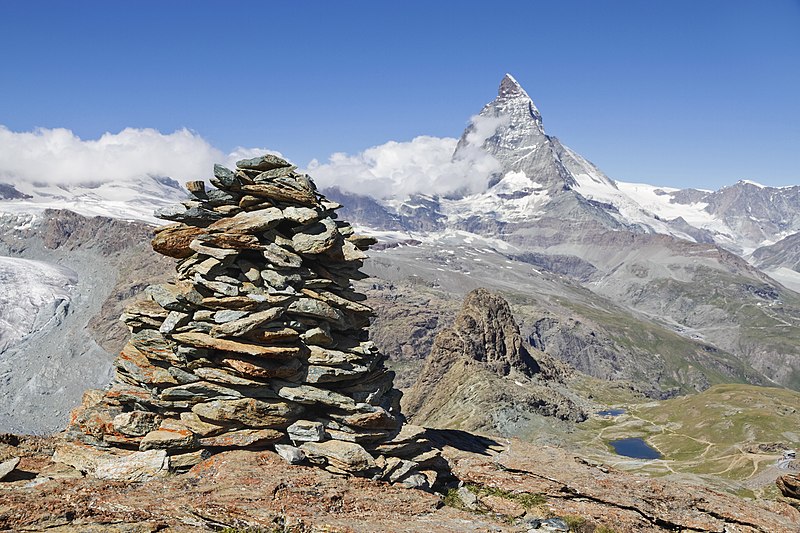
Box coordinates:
[498,73,529,99]
[496,73,540,120]
[453,73,579,192]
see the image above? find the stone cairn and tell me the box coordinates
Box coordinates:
[62,155,444,487]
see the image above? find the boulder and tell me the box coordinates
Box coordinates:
[0,457,20,482]
[777,473,800,500]
[94,450,170,482]
[300,440,376,474]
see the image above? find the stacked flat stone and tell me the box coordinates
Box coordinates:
[65,155,442,485]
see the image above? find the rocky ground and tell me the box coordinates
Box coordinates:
[1,429,798,532]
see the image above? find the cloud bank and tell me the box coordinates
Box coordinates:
[306,115,505,200]
[0,113,505,201]
[0,126,275,186]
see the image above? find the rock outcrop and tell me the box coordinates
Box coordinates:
[60,155,440,486]
[442,288,540,377]
[403,288,585,437]
[778,472,800,500]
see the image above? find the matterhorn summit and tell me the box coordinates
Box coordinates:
[454,73,592,193]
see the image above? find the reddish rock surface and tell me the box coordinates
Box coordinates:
[440,433,800,532]
[1,432,798,532]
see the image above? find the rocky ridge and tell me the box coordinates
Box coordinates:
[58,155,445,488]
[404,288,586,438]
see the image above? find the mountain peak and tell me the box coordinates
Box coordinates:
[499,73,529,99]
[491,73,542,128]
[454,74,577,192]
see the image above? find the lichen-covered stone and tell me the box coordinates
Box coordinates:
[112,411,162,437]
[192,398,303,428]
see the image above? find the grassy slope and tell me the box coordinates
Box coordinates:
[545,295,764,393]
[640,268,800,389]
[576,383,800,498]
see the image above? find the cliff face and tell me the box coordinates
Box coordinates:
[443,288,540,378]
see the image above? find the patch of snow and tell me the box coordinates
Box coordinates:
[0,176,186,224]
[441,171,551,223]
[0,256,77,352]
[739,179,765,188]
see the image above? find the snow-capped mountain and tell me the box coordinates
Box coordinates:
[329,74,800,395]
[336,74,800,262]
[0,175,186,224]
[453,74,590,193]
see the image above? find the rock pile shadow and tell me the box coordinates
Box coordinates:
[55,154,447,488]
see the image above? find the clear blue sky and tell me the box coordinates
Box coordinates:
[1,1,798,189]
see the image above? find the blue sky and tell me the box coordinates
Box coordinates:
[1,0,798,189]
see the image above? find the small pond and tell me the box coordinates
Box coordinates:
[610,438,662,460]
[597,408,626,417]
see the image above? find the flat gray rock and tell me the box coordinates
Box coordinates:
[291,218,339,255]
[272,381,357,410]
[274,443,306,465]
[0,457,20,481]
[236,154,291,171]
[95,450,170,482]
[287,420,326,442]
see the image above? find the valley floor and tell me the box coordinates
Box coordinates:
[566,382,800,501]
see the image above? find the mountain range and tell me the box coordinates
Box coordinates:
[330,74,800,396]
[0,74,799,435]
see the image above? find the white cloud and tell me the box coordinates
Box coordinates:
[0,116,503,202]
[305,121,503,200]
[463,114,510,149]
[0,126,281,186]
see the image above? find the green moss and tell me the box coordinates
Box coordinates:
[443,487,464,509]
[467,483,546,508]
[562,514,586,527]
[443,483,547,519]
